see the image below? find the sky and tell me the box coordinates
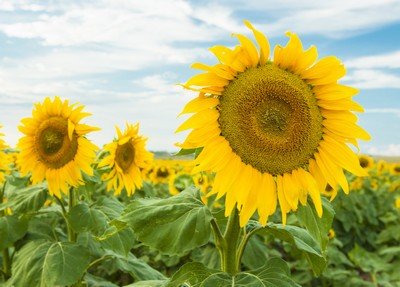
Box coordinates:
[0,0,400,155]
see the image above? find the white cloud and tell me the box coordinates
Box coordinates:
[343,69,400,89]
[345,51,400,69]
[367,144,400,156]
[365,108,400,117]
[223,0,400,38]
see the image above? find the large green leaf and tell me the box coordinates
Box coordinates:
[165,258,299,287]
[264,224,326,275]
[295,197,335,251]
[117,186,213,256]
[69,203,108,235]
[6,183,47,214]
[12,240,90,287]
[69,197,135,255]
[104,251,166,281]
[0,215,28,249]
[242,234,269,269]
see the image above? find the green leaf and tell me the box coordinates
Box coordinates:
[166,258,299,287]
[98,227,135,256]
[117,186,213,256]
[264,224,326,275]
[12,240,90,287]
[296,197,335,251]
[125,281,166,287]
[105,251,166,281]
[242,235,269,269]
[0,215,28,249]
[191,245,221,269]
[69,203,108,235]
[84,273,119,287]
[174,148,197,157]
[348,244,392,273]
[6,184,47,214]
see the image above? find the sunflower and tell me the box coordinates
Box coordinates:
[390,163,400,176]
[150,165,176,185]
[17,96,100,197]
[376,160,388,174]
[358,155,374,170]
[176,21,370,226]
[98,123,153,196]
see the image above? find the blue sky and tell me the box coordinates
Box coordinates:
[1,0,400,155]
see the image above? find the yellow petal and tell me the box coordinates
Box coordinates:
[177,94,219,117]
[303,56,346,84]
[175,109,219,133]
[244,20,270,65]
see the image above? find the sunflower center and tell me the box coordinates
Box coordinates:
[156,167,169,178]
[359,158,369,168]
[218,64,323,175]
[35,117,78,169]
[116,141,135,172]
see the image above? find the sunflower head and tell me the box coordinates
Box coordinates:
[98,122,153,196]
[358,155,374,170]
[176,21,370,226]
[17,96,100,197]
[390,163,400,176]
[150,165,176,185]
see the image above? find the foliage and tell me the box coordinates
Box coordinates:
[1,154,399,286]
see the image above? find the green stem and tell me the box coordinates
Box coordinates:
[210,218,226,269]
[53,194,72,241]
[68,187,77,242]
[86,255,113,271]
[370,272,378,287]
[2,248,11,280]
[221,207,241,275]
[236,226,260,271]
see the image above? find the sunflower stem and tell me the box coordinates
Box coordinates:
[68,187,77,242]
[210,218,225,269]
[236,226,260,271]
[53,194,72,240]
[221,206,241,275]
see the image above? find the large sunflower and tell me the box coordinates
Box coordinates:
[176,21,370,226]
[17,96,100,197]
[98,123,153,196]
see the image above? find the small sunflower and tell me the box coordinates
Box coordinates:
[376,160,388,174]
[358,155,374,170]
[390,163,400,176]
[17,96,100,197]
[176,21,370,226]
[150,165,176,185]
[98,123,153,196]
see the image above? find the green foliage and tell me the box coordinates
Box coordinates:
[5,183,47,214]
[117,186,213,256]
[2,152,399,287]
[164,258,299,287]
[11,240,90,287]
[0,215,28,250]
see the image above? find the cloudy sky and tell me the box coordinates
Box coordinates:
[1,0,400,155]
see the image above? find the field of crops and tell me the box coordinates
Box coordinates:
[1,150,400,286]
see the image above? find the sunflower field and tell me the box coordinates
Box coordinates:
[1,21,400,287]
